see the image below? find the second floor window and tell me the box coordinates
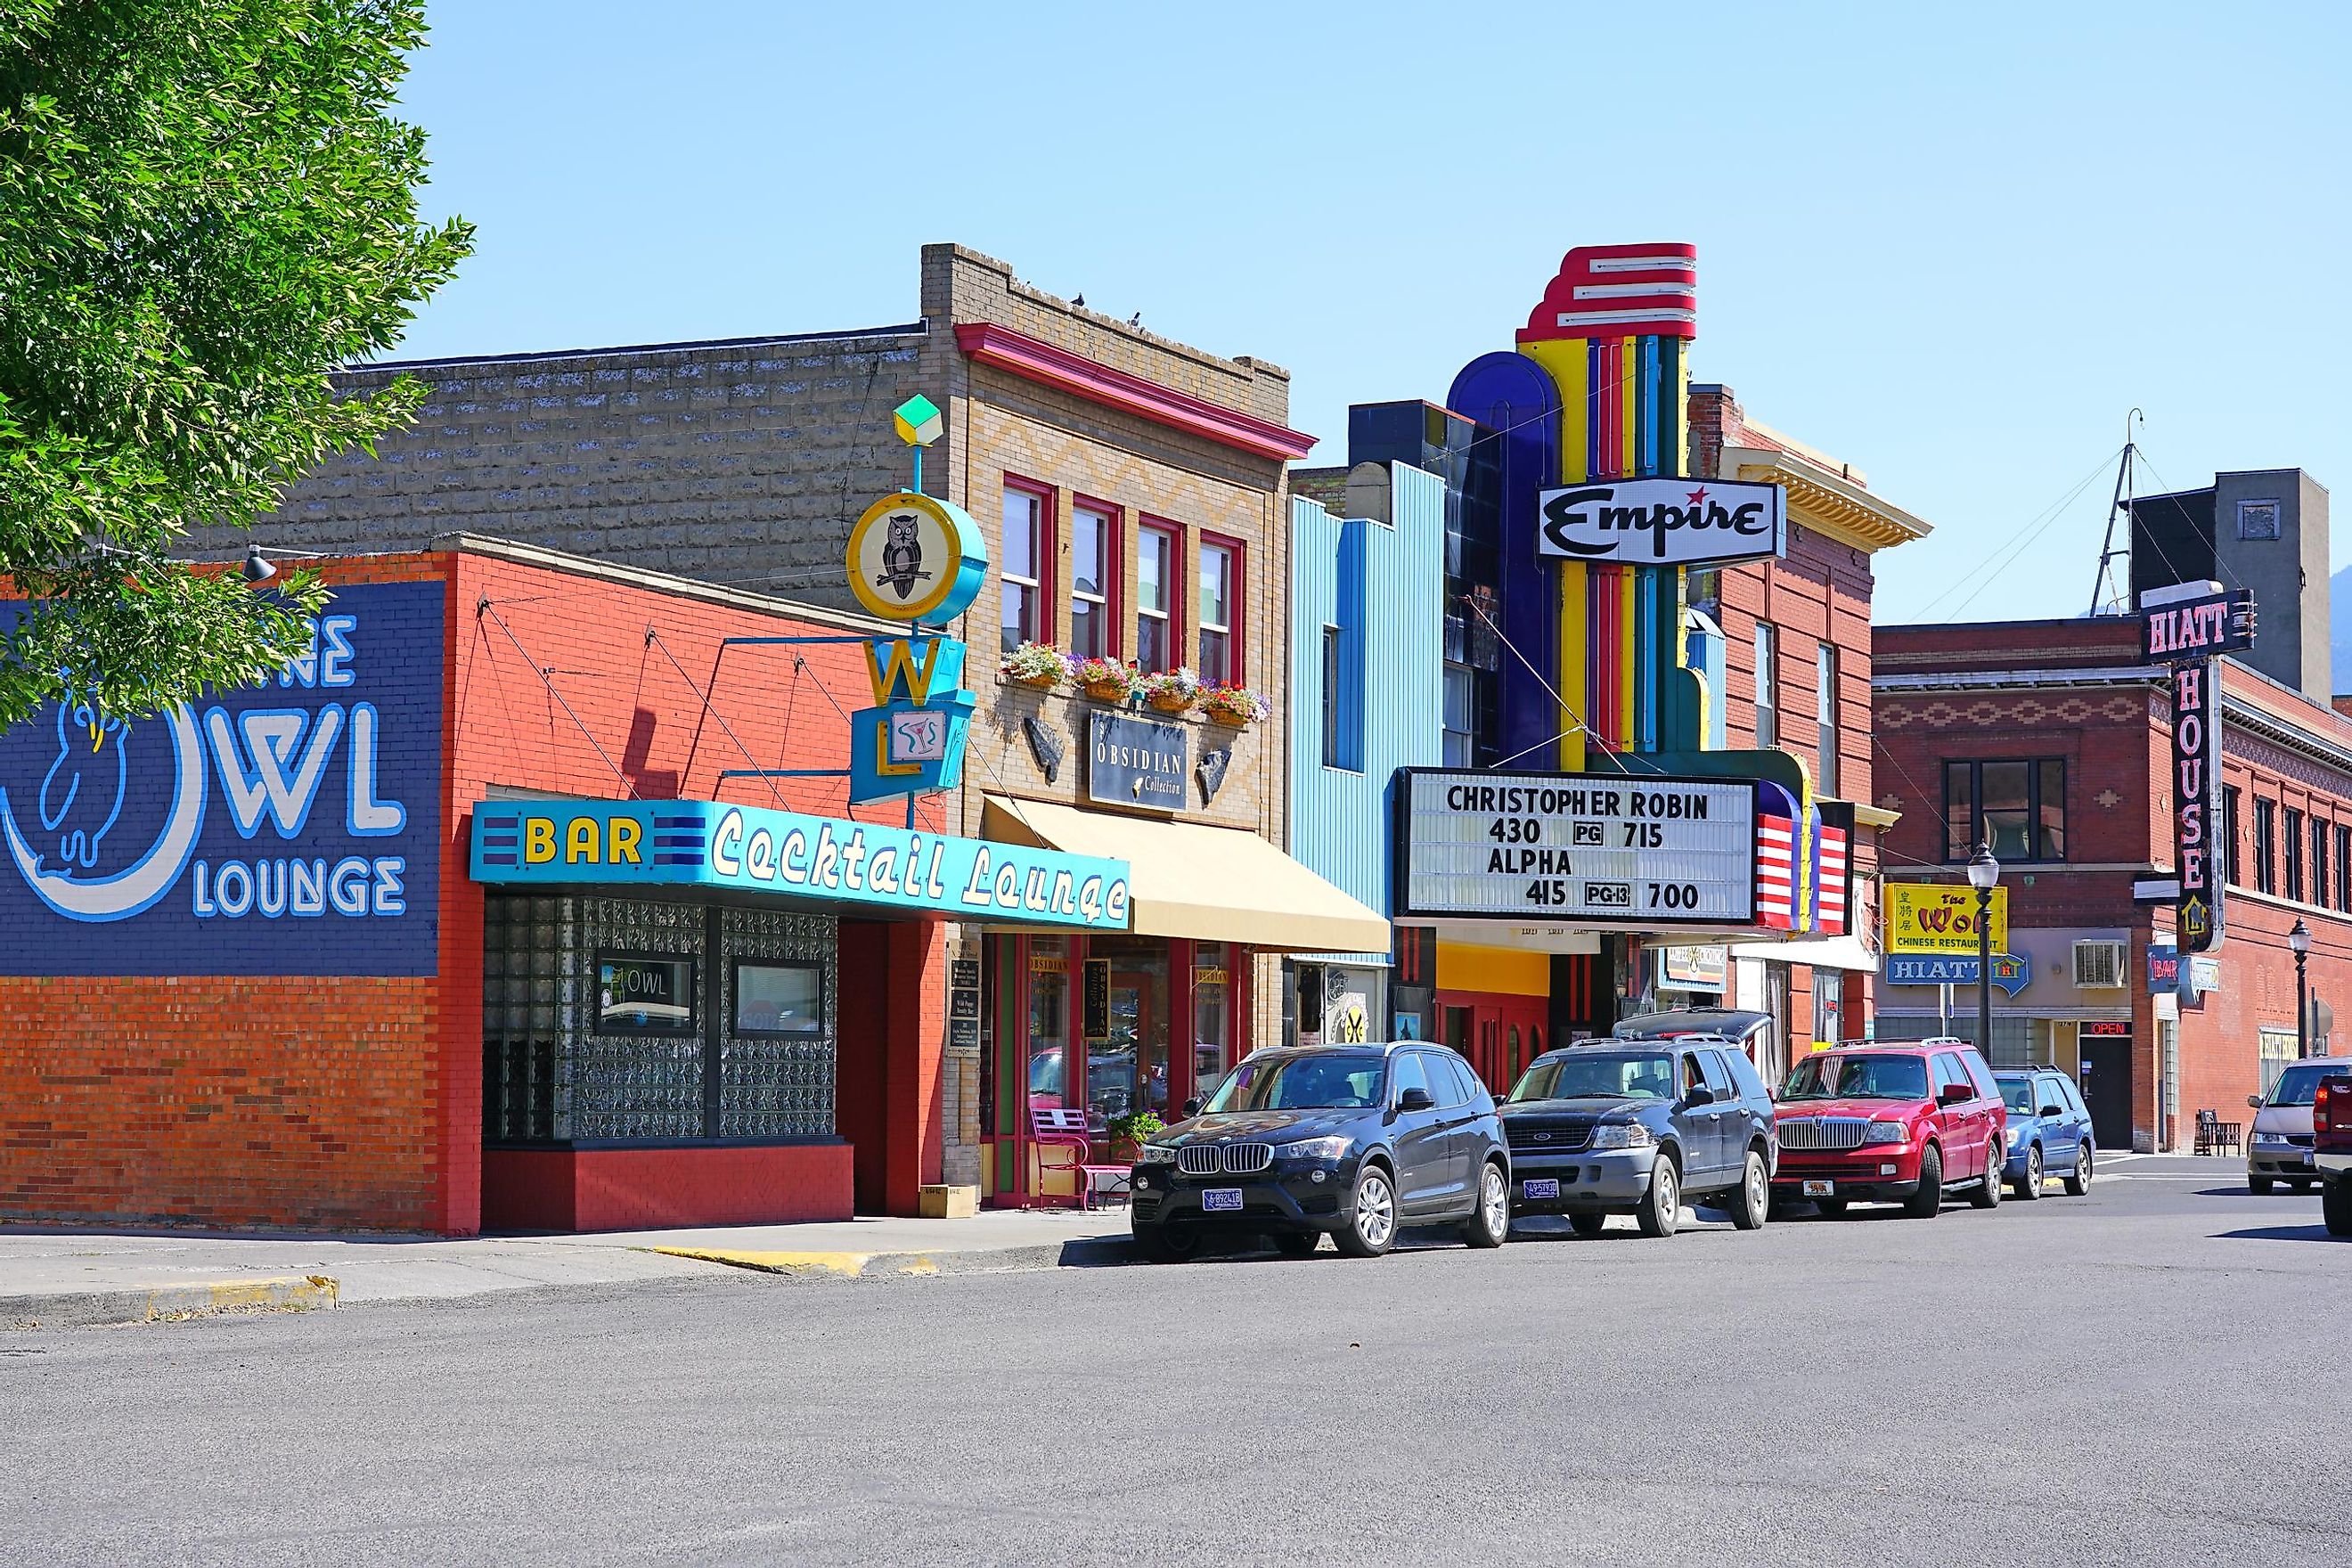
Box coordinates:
[2315,818,2330,911]
[2337,823,2349,910]
[1136,523,1178,673]
[2286,808,2307,902]
[1944,758,2065,862]
[1816,642,1840,796]
[1442,665,1474,767]
[1198,540,1238,686]
[2254,798,2276,894]
[2222,787,2241,887]
[1001,482,1051,656]
[1754,623,1778,747]
[1069,502,1115,660]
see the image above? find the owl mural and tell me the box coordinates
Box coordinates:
[876,510,933,602]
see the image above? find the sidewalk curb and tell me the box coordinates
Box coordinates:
[652,1235,1132,1279]
[2,1274,339,1329]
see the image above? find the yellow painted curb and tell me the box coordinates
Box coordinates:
[654,1247,940,1278]
[140,1275,339,1323]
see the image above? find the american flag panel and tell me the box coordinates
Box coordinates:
[1756,814,1795,930]
[1815,825,1850,935]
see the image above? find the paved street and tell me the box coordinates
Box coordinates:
[3,1157,2343,1566]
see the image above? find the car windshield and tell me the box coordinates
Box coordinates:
[2266,1062,2349,1107]
[1205,1053,1385,1111]
[1507,1053,1676,1103]
[1783,1053,1930,1101]
[2000,1079,2042,1115]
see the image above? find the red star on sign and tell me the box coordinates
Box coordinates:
[1686,487,1709,504]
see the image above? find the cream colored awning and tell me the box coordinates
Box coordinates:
[981,796,1390,954]
[1727,934,1879,973]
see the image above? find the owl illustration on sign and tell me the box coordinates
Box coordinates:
[38,699,128,871]
[877,510,934,601]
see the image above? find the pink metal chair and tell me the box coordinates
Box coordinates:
[1028,1106,1130,1209]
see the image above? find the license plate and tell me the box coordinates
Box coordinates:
[1523,1178,1560,1199]
[1201,1188,1243,1212]
[1802,1180,1835,1197]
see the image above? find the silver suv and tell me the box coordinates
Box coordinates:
[2246,1058,2348,1193]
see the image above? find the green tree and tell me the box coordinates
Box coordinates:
[0,0,471,725]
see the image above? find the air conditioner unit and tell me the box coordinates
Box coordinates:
[2073,941,2128,989]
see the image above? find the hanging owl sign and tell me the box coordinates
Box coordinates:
[846,492,989,624]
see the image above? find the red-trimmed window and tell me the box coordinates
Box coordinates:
[1069,499,1121,660]
[1198,535,1243,687]
[1137,519,1182,674]
[1000,478,1055,655]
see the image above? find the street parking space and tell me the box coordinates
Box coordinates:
[4,1156,2342,1566]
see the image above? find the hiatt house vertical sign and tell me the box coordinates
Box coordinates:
[2142,583,2247,955]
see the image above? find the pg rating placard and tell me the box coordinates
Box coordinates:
[1397,770,1758,926]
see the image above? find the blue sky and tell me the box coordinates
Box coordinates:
[390,1,2349,625]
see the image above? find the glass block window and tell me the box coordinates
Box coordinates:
[483,893,572,1142]
[718,905,837,1139]
[574,896,706,1139]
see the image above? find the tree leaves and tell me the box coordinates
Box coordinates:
[0,0,473,725]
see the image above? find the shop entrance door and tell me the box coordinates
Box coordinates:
[2078,1027,2134,1149]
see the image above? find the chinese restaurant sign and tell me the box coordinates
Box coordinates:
[470,798,1132,931]
[1883,883,2008,957]
[0,582,444,976]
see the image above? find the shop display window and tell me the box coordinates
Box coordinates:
[1192,943,1232,1106]
[732,960,824,1036]
[1026,938,1072,1108]
[596,951,697,1035]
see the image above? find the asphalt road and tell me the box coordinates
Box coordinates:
[4,1156,2344,1567]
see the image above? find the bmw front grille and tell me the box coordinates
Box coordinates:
[1178,1142,1274,1176]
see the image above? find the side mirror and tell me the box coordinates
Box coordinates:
[1681,1085,1715,1108]
[1396,1087,1436,1113]
[2038,1104,2064,1119]
[1938,1082,1972,1106]
[2246,1094,2263,1109]
[1182,1098,1203,1119]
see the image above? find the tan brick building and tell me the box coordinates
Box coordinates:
[221,244,1384,1211]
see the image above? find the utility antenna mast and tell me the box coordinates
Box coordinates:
[2087,408,2144,616]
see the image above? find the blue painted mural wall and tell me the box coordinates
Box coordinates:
[1287,465,1445,963]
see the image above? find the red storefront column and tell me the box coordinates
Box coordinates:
[884,918,948,1214]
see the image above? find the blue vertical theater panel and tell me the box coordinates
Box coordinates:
[0,581,445,976]
[1446,352,1560,771]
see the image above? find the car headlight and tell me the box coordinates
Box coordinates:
[1862,1120,1908,1145]
[1589,1123,1655,1150]
[2005,1127,2023,1150]
[1276,1136,1352,1162]
[1135,1143,1178,1165]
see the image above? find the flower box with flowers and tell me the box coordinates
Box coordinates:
[1199,684,1269,728]
[1069,656,1140,705]
[1139,668,1199,715]
[1000,641,1066,690]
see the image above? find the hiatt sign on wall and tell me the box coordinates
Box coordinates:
[1397,769,1756,926]
[2141,588,2255,662]
[1537,478,1785,568]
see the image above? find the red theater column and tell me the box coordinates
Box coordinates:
[884,917,949,1214]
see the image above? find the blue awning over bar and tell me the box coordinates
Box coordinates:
[470,798,1132,931]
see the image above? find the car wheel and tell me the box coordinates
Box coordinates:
[1131,1223,1197,1264]
[1635,1154,1680,1237]
[1814,1197,1850,1218]
[2012,1143,2043,1201]
[1334,1164,1398,1258]
[1904,1144,1944,1219]
[1459,1160,1509,1249]
[2323,1177,2352,1237]
[2063,1143,2094,1196]
[1273,1231,1320,1258]
[1968,1138,2003,1209]
[1726,1147,1769,1231]
[1567,1212,1608,1237]
[2250,1174,2274,1195]
[2292,1180,2315,1194]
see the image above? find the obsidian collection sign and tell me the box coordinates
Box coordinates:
[1398,768,1757,926]
[1086,712,1186,813]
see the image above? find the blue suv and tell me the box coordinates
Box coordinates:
[1994,1068,2095,1198]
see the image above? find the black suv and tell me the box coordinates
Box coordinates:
[1499,1038,1777,1237]
[1129,1042,1510,1262]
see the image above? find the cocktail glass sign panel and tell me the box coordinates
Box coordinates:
[1397,769,1757,925]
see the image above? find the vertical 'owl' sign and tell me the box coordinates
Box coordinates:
[845,492,989,624]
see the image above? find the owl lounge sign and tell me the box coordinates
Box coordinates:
[845,490,988,805]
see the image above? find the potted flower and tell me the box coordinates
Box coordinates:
[1070,655,1139,705]
[1106,1109,1164,1162]
[1199,683,1269,728]
[1000,641,1066,690]
[1140,666,1199,715]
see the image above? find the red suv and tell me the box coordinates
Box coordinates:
[1773,1041,2007,1219]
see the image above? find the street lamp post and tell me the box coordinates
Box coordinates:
[2291,918,2311,1059]
[1968,842,2001,1058]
